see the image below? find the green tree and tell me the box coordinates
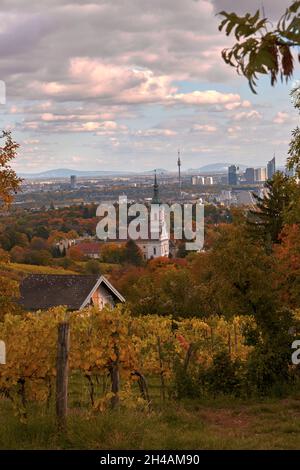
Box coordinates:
[34,225,49,239]
[124,239,144,266]
[193,221,294,392]
[287,85,300,176]
[195,222,277,319]
[247,172,299,245]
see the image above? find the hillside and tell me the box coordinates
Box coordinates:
[0,263,78,282]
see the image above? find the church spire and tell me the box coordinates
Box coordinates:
[152,169,161,204]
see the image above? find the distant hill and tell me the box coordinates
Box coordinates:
[19,167,171,179]
[19,168,135,179]
[188,163,248,173]
[141,168,169,175]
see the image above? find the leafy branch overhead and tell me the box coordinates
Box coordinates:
[219,2,300,93]
[288,86,300,174]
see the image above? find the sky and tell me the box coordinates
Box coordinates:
[0,0,298,173]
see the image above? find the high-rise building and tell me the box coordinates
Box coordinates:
[244,168,255,184]
[255,167,267,182]
[267,156,276,180]
[70,174,77,189]
[228,165,238,185]
[191,176,205,185]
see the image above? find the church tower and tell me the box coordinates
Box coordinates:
[152,169,161,204]
[136,170,169,260]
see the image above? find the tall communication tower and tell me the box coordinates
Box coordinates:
[177,149,182,198]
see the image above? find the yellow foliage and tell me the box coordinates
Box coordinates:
[0,304,254,418]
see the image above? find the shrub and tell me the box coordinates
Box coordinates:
[244,308,294,396]
[199,351,243,397]
[85,259,101,276]
[173,358,200,399]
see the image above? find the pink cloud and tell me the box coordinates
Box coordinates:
[173,90,242,106]
[192,124,217,132]
[233,110,262,121]
[273,111,289,124]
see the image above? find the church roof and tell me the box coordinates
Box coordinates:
[76,241,102,255]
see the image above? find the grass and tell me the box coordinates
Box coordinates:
[2,395,300,449]
[0,262,77,279]
[0,261,121,281]
[75,261,121,274]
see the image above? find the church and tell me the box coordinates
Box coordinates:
[136,172,170,260]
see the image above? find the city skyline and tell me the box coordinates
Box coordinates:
[0,0,296,173]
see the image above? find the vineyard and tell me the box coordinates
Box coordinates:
[0,306,253,420]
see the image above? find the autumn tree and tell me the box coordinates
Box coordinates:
[0,247,9,263]
[47,230,67,246]
[68,245,85,262]
[30,236,48,251]
[0,276,20,320]
[273,224,300,308]
[24,249,52,266]
[218,2,300,93]
[100,243,126,264]
[10,246,26,263]
[218,3,300,176]
[0,131,22,206]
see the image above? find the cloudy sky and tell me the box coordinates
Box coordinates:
[0,0,298,173]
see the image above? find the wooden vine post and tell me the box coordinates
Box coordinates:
[157,336,166,401]
[228,331,231,358]
[56,322,70,431]
[109,331,120,409]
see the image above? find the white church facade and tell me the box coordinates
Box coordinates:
[137,235,169,260]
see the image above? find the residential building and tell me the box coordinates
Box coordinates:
[76,241,102,259]
[19,274,125,311]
